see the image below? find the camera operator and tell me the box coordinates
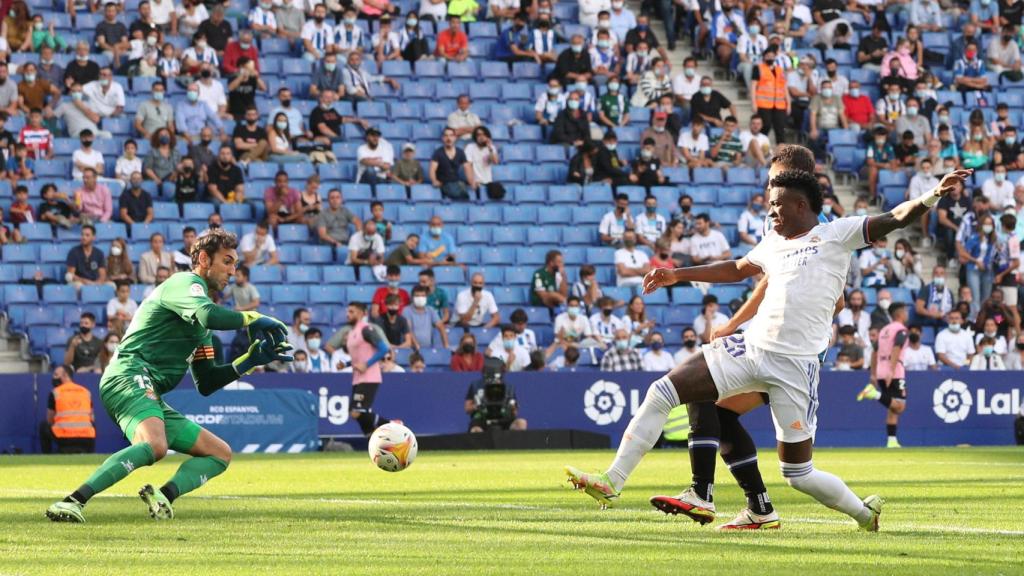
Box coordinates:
[464,357,528,433]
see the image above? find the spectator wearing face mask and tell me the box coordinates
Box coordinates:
[693,294,729,345]
[970,336,1006,370]
[301,328,333,373]
[600,328,642,371]
[935,310,976,369]
[614,230,651,287]
[631,138,667,187]
[373,294,415,349]
[641,332,674,371]
[590,296,624,346]
[451,333,484,372]
[371,265,410,318]
[403,286,449,350]
[487,324,531,372]
[547,344,583,371]
[554,296,596,346]
[900,325,936,370]
[674,327,698,364]
[1004,335,1024,369]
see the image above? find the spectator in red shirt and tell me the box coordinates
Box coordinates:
[8,185,33,228]
[842,79,875,131]
[450,333,484,372]
[19,108,54,160]
[371,265,411,318]
[222,29,260,76]
[262,170,303,227]
[435,14,469,62]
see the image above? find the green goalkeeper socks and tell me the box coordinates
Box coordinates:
[160,456,229,502]
[69,442,157,504]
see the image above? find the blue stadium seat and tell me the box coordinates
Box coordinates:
[81,284,115,304]
[358,101,389,119]
[410,185,442,203]
[511,186,545,204]
[420,347,450,366]
[95,222,128,241]
[617,185,646,203]
[415,59,445,77]
[505,265,533,284]
[309,284,345,304]
[572,205,605,225]
[693,168,725,184]
[302,245,334,264]
[718,189,750,205]
[458,226,490,244]
[501,205,538,224]
[42,284,77,304]
[182,203,215,221]
[473,205,503,223]
[547,185,580,204]
[2,243,37,263]
[286,266,321,284]
[249,265,283,284]
[502,144,533,163]
[434,267,465,285]
[19,222,53,241]
[491,226,525,244]
[585,247,616,265]
[537,206,572,225]
[434,204,467,222]
[152,202,179,221]
[278,224,309,243]
[492,286,524,305]
[562,227,594,244]
[480,246,516,265]
[284,163,317,180]
[663,167,690,183]
[271,285,308,304]
[24,306,59,327]
[511,124,542,141]
[322,265,356,284]
[512,61,541,79]
[382,60,412,77]
[345,284,376,303]
[664,306,698,326]
[276,244,301,264]
[528,228,560,245]
[492,165,525,182]
[38,244,65,263]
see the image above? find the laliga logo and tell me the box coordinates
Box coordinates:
[933,379,972,424]
[584,380,627,425]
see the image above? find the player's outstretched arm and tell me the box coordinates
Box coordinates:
[866,169,972,241]
[642,258,762,295]
[191,339,294,396]
[711,275,768,339]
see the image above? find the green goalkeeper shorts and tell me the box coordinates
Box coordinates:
[100,373,202,454]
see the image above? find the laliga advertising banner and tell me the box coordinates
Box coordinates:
[1,371,1022,453]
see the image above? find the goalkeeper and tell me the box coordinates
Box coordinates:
[46,229,292,523]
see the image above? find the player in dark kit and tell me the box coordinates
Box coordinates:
[46,229,293,523]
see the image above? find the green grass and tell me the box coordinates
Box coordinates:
[1,448,1023,575]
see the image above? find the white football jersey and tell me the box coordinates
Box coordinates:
[744,216,869,356]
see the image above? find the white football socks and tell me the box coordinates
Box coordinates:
[780,461,872,525]
[605,376,680,492]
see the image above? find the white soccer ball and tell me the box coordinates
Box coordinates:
[368,422,418,472]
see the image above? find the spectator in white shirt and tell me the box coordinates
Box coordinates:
[935,310,976,369]
[464,126,499,187]
[614,230,651,287]
[642,332,675,371]
[970,336,1006,370]
[599,192,634,246]
[115,139,142,183]
[301,4,333,61]
[371,15,402,65]
[693,295,729,344]
[982,165,1015,211]
[72,129,104,181]
[674,327,699,363]
[634,195,667,248]
[239,220,280,266]
[487,324,532,372]
[677,116,713,168]
[740,115,771,168]
[671,56,701,113]
[83,67,126,118]
[689,213,731,264]
[196,65,229,119]
[302,328,334,373]
[974,317,1009,356]
[589,296,624,345]
[487,308,537,352]
[106,282,138,335]
[347,219,386,265]
[578,0,610,28]
[455,273,500,328]
[535,78,566,127]
[356,127,395,184]
[902,325,937,370]
[248,0,279,39]
[1004,334,1024,369]
[835,288,871,345]
[554,296,600,346]
[737,193,766,246]
[335,7,365,56]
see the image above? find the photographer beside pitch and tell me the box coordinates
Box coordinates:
[567,167,971,531]
[47,229,293,523]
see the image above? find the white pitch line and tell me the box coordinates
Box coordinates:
[4,488,1024,535]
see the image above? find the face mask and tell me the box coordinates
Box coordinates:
[821,88,833,98]
[471,286,483,295]
[152,91,165,101]
[613,0,624,7]
[299,323,309,334]
[307,338,321,350]
[608,82,620,93]
[99,78,111,87]
[503,339,515,350]
[605,142,617,151]
[413,296,427,308]
[23,72,36,83]
[637,24,649,32]
[387,280,400,289]
[196,41,208,50]
[571,44,583,53]
[105,342,118,353]
[70,90,83,101]
[158,135,170,145]
[386,307,399,316]
[615,340,628,351]
[934,276,945,288]
[653,125,665,133]
[596,39,611,50]
[79,325,91,334]
[888,92,900,101]
[948,323,961,333]
[874,138,886,147]
[646,205,657,214]
[110,245,122,256]
[938,114,950,125]
[684,68,696,78]
[598,19,610,29]
[186,91,198,102]
[314,15,324,23]
[344,16,356,25]
[850,88,861,98]
[276,121,288,130]
[749,25,760,35]
[567,99,580,110]
[700,86,712,96]
[641,149,653,160]
[983,345,995,357]
[81,138,93,148]
[636,50,648,57]
[856,208,868,216]
[407,17,418,26]
[200,69,212,79]
[651,341,664,351]
[1004,136,1017,147]
[430,226,442,236]
[908,333,921,345]
[906,107,918,116]
[321,61,336,72]
[822,204,833,215]
[566,306,581,318]
[458,342,474,354]
[76,54,88,62]
[895,249,905,259]
[983,224,994,234]
[878,298,892,311]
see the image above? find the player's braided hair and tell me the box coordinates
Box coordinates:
[767,170,823,215]
[191,228,239,267]
[769,144,816,174]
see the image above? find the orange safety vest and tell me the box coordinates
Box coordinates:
[754,63,787,111]
[52,382,95,439]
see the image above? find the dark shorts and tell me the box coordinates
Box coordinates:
[879,378,907,400]
[351,383,379,412]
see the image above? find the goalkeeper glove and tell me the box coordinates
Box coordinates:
[232,339,294,376]
[240,311,289,347]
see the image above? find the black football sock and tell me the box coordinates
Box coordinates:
[159,482,180,504]
[687,402,720,503]
[877,388,893,408]
[64,486,95,505]
[887,424,897,437]
[718,407,774,515]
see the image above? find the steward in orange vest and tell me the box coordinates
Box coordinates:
[41,365,96,454]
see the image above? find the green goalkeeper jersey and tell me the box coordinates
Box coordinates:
[102,272,221,395]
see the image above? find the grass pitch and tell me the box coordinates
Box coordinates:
[1,447,1022,576]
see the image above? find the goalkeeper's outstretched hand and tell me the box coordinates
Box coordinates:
[241,311,289,347]
[233,339,294,376]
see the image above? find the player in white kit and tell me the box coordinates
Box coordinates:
[566,167,972,531]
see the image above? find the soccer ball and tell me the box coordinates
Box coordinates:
[368,422,418,472]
